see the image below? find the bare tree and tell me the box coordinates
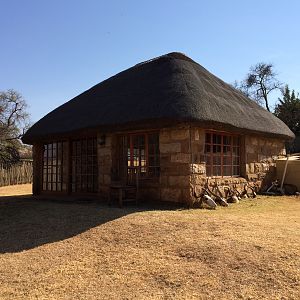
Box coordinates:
[0,89,30,142]
[0,89,30,164]
[242,63,282,112]
[231,80,251,98]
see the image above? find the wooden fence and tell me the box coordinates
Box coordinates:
[0,161,33,187]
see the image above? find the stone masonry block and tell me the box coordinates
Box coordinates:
[190,164,206,174]
[160,143,181,153]
[168,175,189,187]
[170,129,189,140]
[161,188,182,202]
[103,174,111,185]
[170,153,190,163]
[98,147,111,156]
[160,130,172,144]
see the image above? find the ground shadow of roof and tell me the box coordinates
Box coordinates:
[0,196,184,253]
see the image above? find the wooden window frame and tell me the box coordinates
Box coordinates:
[42,141,65,192]
[71,137,98,193]
[205,131,241,177]
[125,132,160,179]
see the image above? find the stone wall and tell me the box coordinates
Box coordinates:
[245,136,285,179]
[95,126,286,204]
[189,130,286,202]
[244,135,285,189]
[159,127,192,203]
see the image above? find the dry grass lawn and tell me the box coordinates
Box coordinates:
[0,183,32,197]
[0,185,299,299]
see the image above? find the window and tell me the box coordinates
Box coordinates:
[71,137,98,193]
[43,142,66,191]
[125,132,160,179]
[205,132,240,177]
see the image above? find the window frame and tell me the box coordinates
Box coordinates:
[71,137,98,193]
[42,141,65,192]
[204,131,241,177]
[122,131,160,179]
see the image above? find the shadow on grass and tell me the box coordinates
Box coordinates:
[0,195,184,254]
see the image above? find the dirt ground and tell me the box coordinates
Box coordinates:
[0,185,299,299]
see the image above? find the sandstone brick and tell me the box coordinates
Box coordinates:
[181,141,190,153]
[160,175,168,186]
[168,175,189,187]
[246,144,256,154]
[160,164,190,176]
[266,140,273,147]
[138,188,160,200]
[98,175,104,185]
[250,137,259,146]
[98,147,111,156]
[99,186,110,199]
[159,130,171,143]
[170,129,189,140]
[246,164,250,174]
[181,187,192,203]
[171,153,190,163]
[194,129,200,141]
[192,143,205,155]
[190,163,206,174]
[161,188,182,202]
[103,174,111,185]
[247,153,258,163]
[190,174,206,185]
[160,143,181,153]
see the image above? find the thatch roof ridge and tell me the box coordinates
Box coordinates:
[22,52,294,144]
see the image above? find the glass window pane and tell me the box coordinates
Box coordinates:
[213,145,221,153]
[206,165,211,176]
[213,156,221,165]
[223,156,232,165]
[205,155,211,165]
[71,138,98,193]
[223,135,231,145]
[213,166,221,176]
[233,147,240,155]
[223,146,231,155]
[233,156,240,165]
[205,131,241,177]
[233,136,240,146]
[205,145,210,153]
[205,133,211,143]
[233,166,240,176]
[213,134,221,144]
[223,166,232,176]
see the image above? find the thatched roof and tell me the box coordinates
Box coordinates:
[22,52,294,144]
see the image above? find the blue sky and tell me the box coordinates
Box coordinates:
[1,0,299,122]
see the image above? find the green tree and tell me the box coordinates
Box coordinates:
[274,85,300,135]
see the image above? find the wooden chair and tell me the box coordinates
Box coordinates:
[109,167,139,207]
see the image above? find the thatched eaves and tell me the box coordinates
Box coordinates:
[22,52,295,144]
